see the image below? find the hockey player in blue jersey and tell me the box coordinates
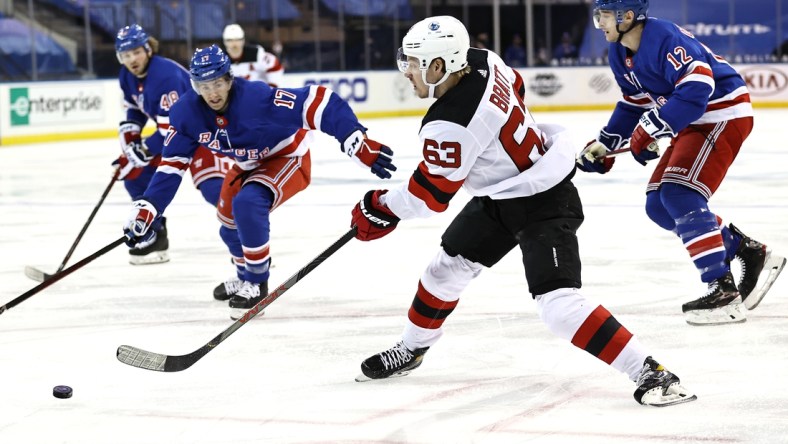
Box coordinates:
[115,24,233,265]
[123,44,395,319]
[576,0,785,325]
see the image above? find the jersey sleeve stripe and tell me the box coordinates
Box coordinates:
[303,85,329,130]
[158,156,191,176]
[406,163,463,213]
[622,93,652,107]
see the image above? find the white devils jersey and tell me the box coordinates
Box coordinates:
[382,48,577,220]
[227,44,284,87]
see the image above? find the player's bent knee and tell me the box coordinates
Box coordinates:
[535,288,598,341]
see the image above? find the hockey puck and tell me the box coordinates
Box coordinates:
[53,385,73,399]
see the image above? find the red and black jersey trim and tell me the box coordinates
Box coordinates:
[571,306,633,364]
[408,163,462,213]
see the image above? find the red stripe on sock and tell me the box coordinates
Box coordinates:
[571,305,611,349]
[597,327,633,364]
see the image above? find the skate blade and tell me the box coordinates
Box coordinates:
[744,253,786,310]
[685,302,747,326]
[129,251,170,265]
[355,370,412,382]
[640,384,698,407]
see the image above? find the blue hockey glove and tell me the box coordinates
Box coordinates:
[576,128,625,174]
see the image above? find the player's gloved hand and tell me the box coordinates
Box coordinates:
[351,190,400,241]
[119,120,153,168]
[630,109,671,166]
[342,129,396,179]
[576,140,615,174]
[123,198,159,247]
[576,128,624,174]
[112,154,144,180]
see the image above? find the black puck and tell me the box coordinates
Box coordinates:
[53,385,73,399]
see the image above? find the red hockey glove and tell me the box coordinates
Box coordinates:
[112,154,144,180]
[119,120,153,168]
[342,129,396,179]
[351,190,400,241]
[123,198,159,247]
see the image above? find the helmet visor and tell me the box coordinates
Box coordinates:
[396,47,410,73]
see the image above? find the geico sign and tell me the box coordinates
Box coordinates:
[304,77,368,102]
[739,66,788,96]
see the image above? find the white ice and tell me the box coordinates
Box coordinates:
[1,110,787,444]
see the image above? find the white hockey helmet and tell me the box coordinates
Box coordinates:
[398,16,469,76]
[222,24,245,41]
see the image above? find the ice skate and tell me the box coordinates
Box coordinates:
[213,276,243,301]
[229,281,267,320]
[682,271,746,325]
[129,218,169,265]
[730,224,786,310]
[355,341,429,382]
[634,356,696,407]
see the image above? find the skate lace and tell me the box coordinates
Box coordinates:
[703,281,720,298]
[236,281,261,300]
[637,362,667,388]
[224,278,243,294]
[380,342,414,371]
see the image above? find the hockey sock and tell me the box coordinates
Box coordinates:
[403,249,482,350]
[219,225,245,278]
[644,190,676,230]
[234,183,273,284]
[536,288,647,381]
[197,177,223,206]
[661,184,728,282]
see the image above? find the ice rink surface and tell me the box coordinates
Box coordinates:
[1,110,787,444]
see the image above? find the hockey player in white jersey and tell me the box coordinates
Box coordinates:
[350,15,696,407]
[222,24,284,87]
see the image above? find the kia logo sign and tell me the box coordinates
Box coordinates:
[739,66,788,96]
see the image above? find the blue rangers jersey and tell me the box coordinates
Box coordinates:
[604,18,753,138]
[142,78,365,211]
[118,55,191,155]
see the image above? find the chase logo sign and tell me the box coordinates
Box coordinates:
[739,66,788,97]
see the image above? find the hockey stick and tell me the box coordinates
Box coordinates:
[603,147,631,158]
[116,227,358,372]
[25,168,120,282]
[1,236,127,316]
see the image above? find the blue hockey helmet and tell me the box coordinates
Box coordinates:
[190,44,233,83]
[593,0,648,25]
[115,24,150,53]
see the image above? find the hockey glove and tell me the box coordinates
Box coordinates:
[576,128,624,174]
[124,198,159,247]
[351,190,400,241]
[342,129,396,179]
[630,109,671,166]
[112,154,144,181]
[119,120,153,168]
